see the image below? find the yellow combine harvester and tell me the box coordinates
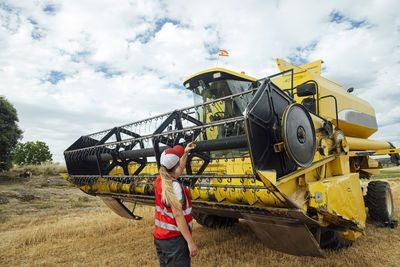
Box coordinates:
[63,59,399,257]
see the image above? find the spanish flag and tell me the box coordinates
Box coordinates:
[219,49,229,56]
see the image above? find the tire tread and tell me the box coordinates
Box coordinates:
[366,181,394,222]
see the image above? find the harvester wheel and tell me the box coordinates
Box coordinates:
[320,230,353,250]
[366,181,394,222]
[192,212,238,228]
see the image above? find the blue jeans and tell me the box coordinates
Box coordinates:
[154,235,190,267]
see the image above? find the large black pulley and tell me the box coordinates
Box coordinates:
[282,103,316,167]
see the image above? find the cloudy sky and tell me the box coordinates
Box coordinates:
[1,0,399,162]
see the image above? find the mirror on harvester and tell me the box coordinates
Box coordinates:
[347,87,354,93]
[297,83,316,97]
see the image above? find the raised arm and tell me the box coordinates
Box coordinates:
[171,142,196,178]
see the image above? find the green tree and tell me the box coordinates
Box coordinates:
[14,141,52,165]
[0,97,23,171]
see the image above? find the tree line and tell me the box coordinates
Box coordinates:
[0,96,52,171]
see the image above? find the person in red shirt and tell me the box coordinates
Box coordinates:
[154,142,198,267]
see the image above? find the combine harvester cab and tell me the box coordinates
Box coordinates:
[63,59,399,257]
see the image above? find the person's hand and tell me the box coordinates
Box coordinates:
[184,142,196,153]
[188,241,198,257]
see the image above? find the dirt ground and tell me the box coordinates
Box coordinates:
[0,168,399,267]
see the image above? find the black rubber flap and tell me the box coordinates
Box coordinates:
[244,80,297,178]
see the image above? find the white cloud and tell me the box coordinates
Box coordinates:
[0,0,400,162]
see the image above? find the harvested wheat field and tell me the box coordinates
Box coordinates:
[0,168,399,267]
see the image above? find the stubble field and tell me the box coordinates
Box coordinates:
[0,166,399,266]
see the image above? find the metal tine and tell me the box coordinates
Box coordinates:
[172,134,179,148]
[224,123,228,138]
[137,121,142,136]
[152,119,156,134]
[149,119,153,133]
[141,120,145,134]
[145,137,149,146]
[86,88,256,138]
[66,116,245,154]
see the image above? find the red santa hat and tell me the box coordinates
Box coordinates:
[160,145,185,169]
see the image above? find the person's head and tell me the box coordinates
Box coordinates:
[159,145,185,208]
[160,145,185,172]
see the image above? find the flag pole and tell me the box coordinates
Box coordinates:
[216,54,220,67]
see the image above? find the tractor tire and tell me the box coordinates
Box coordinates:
[366,181,394,222]
[320,230,353,250]
[192,212,238,228]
